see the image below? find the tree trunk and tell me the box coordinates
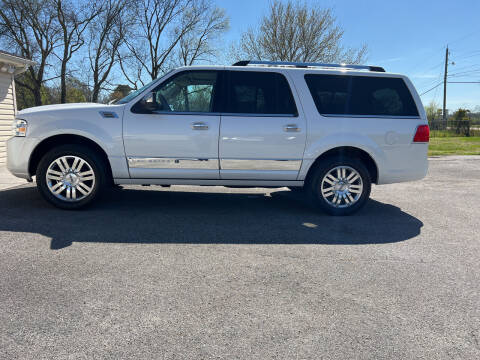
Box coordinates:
[60,59,67,103]
[33,86,42,106]
[92,86,100,103]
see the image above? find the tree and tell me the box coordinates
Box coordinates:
[425,101,440,123]
[86,0,131,102]
[49,76,91,103]
[175,7,229,66]
[453,108,470,136]
[119,0,228,88]
[0,0,61,106]
[53,0,100,103]
[15,72,52,110]
[1,0,229,104]
[236,0,367,64]
[108,84,131,102]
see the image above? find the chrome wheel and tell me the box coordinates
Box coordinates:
[46,155,96,202]
[320,166,363,208]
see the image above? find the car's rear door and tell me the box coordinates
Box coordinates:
[219,70,306,180]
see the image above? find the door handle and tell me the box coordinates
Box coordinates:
[284,124,300,132]
[191,122,209,130]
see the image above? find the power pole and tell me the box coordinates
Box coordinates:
[442,46,449,125]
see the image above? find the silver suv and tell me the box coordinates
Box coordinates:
[8,61,429,215]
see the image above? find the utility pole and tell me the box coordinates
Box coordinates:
[442,46,449,125]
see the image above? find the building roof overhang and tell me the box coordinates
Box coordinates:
[0,51,36,75]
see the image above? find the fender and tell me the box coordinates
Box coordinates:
[298,132,385,180]
[27,115,129,179]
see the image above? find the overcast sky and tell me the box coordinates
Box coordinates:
[218,0,480,112]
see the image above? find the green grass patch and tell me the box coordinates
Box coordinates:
[429,136,480,156]
[430,130,480,138]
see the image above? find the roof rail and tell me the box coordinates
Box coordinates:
[232,60,385,72]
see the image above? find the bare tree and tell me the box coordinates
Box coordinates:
[0,0,61,106]
[87,0,130,102]
[176,7,229,66]
[237,0,367,64]
[54,0,100,103]
[120,0,228,88]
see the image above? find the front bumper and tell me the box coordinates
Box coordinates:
[6,136,38,180]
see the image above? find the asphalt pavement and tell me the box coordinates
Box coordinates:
[0,156,479,359]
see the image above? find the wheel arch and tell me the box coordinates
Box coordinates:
[28,134,113,183]
[304,146,379,185]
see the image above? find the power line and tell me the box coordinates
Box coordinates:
[448,69,480,78]
[432,71,443,104]
[448,64,480,73]
[448,81,480,84]
[417,62,480,95]
[420,82,443,96]
[453,52,480,61]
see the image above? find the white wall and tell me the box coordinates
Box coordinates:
[0,72,15,164]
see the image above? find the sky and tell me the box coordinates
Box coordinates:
[217,0,480,112]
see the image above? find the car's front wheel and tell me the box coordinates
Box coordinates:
[36,145,106,209]
[307,157,371,216]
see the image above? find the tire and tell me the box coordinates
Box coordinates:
[36,144,107,210]
[306,157,371,216]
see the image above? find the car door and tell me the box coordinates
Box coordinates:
[219,70,306,180]
[123,70,222,179]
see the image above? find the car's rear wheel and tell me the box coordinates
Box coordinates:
[36,145,106,209]
[307,157,371,216]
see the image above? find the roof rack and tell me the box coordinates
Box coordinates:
[232,60,385,72]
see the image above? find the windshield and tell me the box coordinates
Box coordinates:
[115,79,158,105]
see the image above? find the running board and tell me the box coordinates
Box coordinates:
[114,179,304,187]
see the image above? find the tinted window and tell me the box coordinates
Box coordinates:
[304,75,350,115]
[133,71,218,113]
[305,74,419,117]
[349,76,418,116]
[226,71,297,115]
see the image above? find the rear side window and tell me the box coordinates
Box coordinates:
[304,75,350,114]
[226,71,297,115]
[305,74,419,117]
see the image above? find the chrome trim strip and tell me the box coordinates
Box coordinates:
[220,159,302,171]
[128,157,219,170]
[320,114,420,119]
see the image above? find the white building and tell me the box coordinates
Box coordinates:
[0,51,35,164]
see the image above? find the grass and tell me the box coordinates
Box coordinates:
[428,136,480,156]
[430,130,480,138]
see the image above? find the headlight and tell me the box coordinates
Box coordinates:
[12,119,28,137]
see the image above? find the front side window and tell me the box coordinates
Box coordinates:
[305,74,419,117]
[226,71,297,115]
[132,71,218,114]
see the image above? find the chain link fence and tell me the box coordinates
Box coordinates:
[428,119,480,137]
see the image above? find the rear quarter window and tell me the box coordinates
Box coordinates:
[305,74,419,117]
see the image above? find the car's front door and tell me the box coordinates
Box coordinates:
[123,70,222,179]
[219,70,306,180]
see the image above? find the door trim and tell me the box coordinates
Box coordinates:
[220,159,302,171]
[128,157,219,170]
